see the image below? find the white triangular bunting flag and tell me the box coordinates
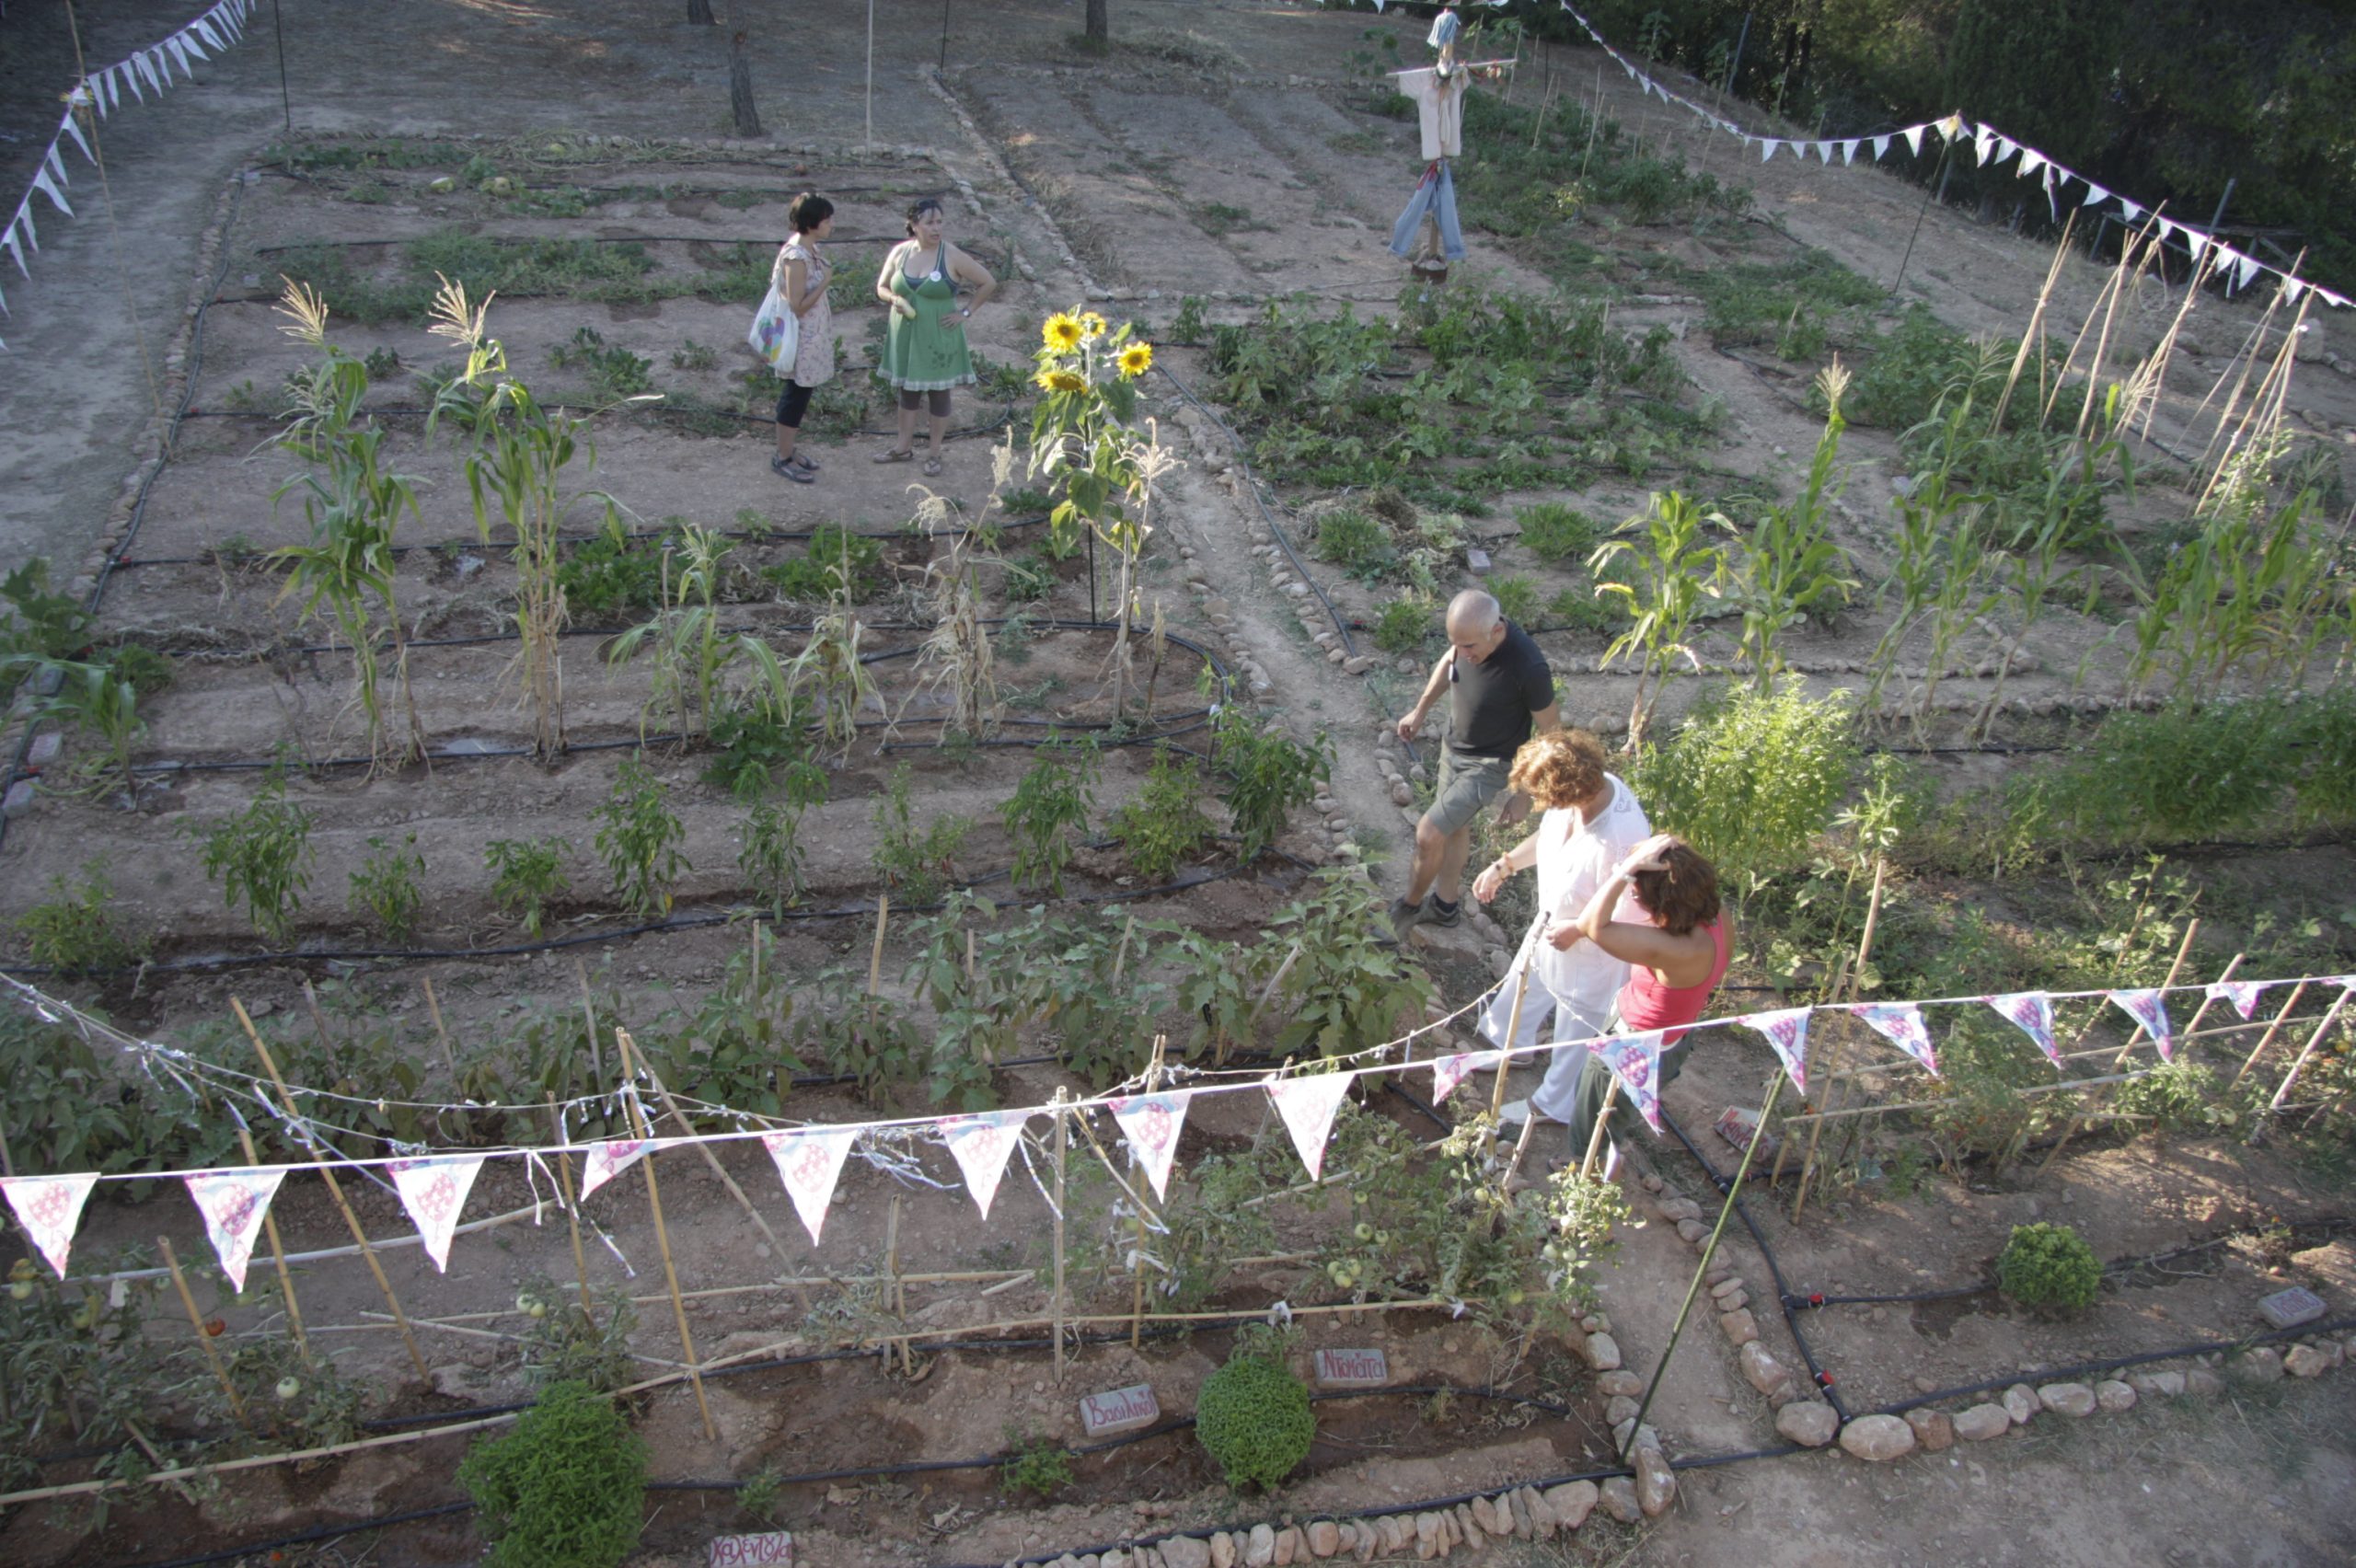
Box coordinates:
[1984,993,2058,1065]
[2235,251,2261,292]
[184,1168,288,1293]
[3,1173,100,1278]
[1993,135,2020,167]
[943,1110,1031,1219]
[2206,979,2268,1020]
[180,27,212,62]
[2184,229,2210,263]
[577,1138,649,1200]
[2282,277,2308,304]
[1854,1001,1940,1077]
[2121,199,2144,222]
[1760,139,1780,163]
[167,38,194,81]
[389,1155,485,1273]
[44,144,70,188]
[761,1125,861,1244]
[1902,124,1924,157]
[1741,1008,1812,1094]
[1430,1049,1504,1105]
[193,17,225,51]
[1872,134,1891,160]
[133,50,164,95]
[2018,148,2046,178]
[30,168,72,219]
[17,202,38,251]
[1594,1031,1667,1134]
[1974,126,1997,166]
[60,114,93,167]
[1267,1072,1355,1181]
[1841,140,1860,165]
[2322,289,2352,309]
[4,220,28,278]
[2083,181,2109,209]
[2107,989,2175,1062]
[1108,1091,1195,1202]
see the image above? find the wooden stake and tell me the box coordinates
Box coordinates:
[612,1029,715,1440]
[160,1236,251,1433]
[2230,981,2312,1091]
[884,1193,904,1324]
[232,998,430,1382]
[1847,859,1888,1003]
[236,1124,311,1368]
[1578,1078,1620,1180]
[547,1099,600,1335]
[1489,924,1540,1122]
[868,894,890,996]
[2177,951,2244,1045]
[299,978,342,1078]
[1052,1094,1069,1385]
[422,976,458,1085]
[574,959,606,1127]
[639,1058,792,1266]
[2261,986,2353,1125]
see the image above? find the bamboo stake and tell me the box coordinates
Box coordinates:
[884,1193,904,1324]
[639,1057,792,1267]
[1052,1093,1069,1384]
[1489,925,1541,1122]
[1130,1035,1165,1350]
[612,1028,715,1440]
[422,976,458,1084]
[235,1124,311,1368]
[2261,986,2353,1125]
[2230,981,2312,1090]
[233,998,430,1382]
[574,959,606,1130]
[159,1236,251,1433]
[548,1099,600,1334]
[2038,919,2203,1181]
[1792,863,1886,1218]
[1578,1078,1620,1180]
[298,978,342,1078]
[868,894,891,996]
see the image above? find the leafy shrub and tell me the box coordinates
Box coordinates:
[1311,508,1392,577]
[1489,573,1541,629]
[349,833,425,943]
[1843,306,1971,430]
[1195,1352,1314,1492]
[458,1380,647,1568]
[516,1285,640,1391]
[12,860,145,974]
[1213,708,1330,865]
[1002,1436,1075,1498]
[872,764,969,904]
[594,756,689,917]
[2110,1060,2228,1132]
[1995,1222,2102,1313]
[487,836,569,936]
[558,519,669,621]
[764,524,886,603]
[1515,502,1600,564]
[2042,698,2353,848]
[1002,739,1100,895]
[1109,744,1217,882]
[549,326,653,400]
[1634,681,1857,886]
[1544,581,1629,634]
[1372,593,1432,654]
[188,773,316,943]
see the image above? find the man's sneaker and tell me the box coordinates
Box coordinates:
[1387,897,1425,944]
[1427,894,1463,928]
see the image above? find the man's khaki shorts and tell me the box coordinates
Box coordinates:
[1426,747,1513,836]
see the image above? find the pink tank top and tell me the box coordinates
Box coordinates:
[1617,920,1730,1045]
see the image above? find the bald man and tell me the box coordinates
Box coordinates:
[1391,590,1560,940]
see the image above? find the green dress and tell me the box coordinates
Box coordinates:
[883,246,974,393]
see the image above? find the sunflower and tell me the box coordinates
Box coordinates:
[1034,367,1089,394]
[1042,312,1085,352]
[1116,341,1154,379]
[1079,311,1109,340]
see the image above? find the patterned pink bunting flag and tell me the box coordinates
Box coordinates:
[1429,1049,1504,1105]
[2107,988,2175,1061]
[1853,1001,1940,1077]
[1739,1009,1812,1094]
[184,1168,288,1293]
[1266,1072,1355,1182]
[389,1155,486,1273]
[2205,979,2267,1020]
[1108,1091,1194,1202]
[1592,1032,1667,1135]
[760,1125,862,1245]
[2,1173,99,1279]
[1984,993,2058,1064]
[577,1138,648,1201]
[942,1111,1032,1219]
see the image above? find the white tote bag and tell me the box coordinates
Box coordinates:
[748,278,800,376]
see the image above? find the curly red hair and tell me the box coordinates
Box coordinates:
[1507,730,1608,812]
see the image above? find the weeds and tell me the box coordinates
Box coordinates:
[11,860,145,974]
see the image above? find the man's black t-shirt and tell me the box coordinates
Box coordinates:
[1449,622,1553,759]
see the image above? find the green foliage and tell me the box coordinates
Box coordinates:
[458,1380,648,1568]
[2111,1060,2232,1132]
[1311,507,1392,578]
[1715,366,1860,687]
[0,559,92,702]
[1489,573,1542,630]
[1002,739,1101,894]
[1108,744,1217,882]
[2040,695,2356,847]
[515,1284,640,1390]
[349,833,426,944]
[549,326,653,401]
[1170,294,1207,343]
[704,706,819,801]
[559,516,672,621]
[739,794,814,916]
[1373,592,1434,653]
[763,524,886,603]
[1266,867,1438,1060]
[1844,307,1972,431]
[486,836,569,936]
[872,764,970,905]
[1002,1436,1076,1498]
[1592,491,1725,743]
[277,228,660,325]
[1636,681,1858,887]
[1995,1222,2103,1314]
[1195,1352,1314,1493]
[188,772,316,943]
[0,1012,235,1181]
[1692,248,1883,358]
[11,860,145,974]
[1213,707,1330,865]
[1515,502,1601,564]
[594,755,689,917]
[0,1251,179,1500]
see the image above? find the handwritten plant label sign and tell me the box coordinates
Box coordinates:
[1078,1383,1160,1437]
[709,1529,794,1568]
[1314,1347,1391,1388]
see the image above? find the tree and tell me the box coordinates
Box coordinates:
[1086,0,1109,49]
[729,30,761,136]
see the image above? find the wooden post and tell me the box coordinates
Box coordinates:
[868,894,890,996]
[2261,986,2353,1124]
[548,1099,601,1335]
[233,999,431,1382]
[1847,859,1888,1004]
[2230,981,2312,1091]
[422,976,458,1085]
[160,1236,252,1432]
[236,1125,311,1368]
[612,1029,716,1440]
[1051,1093,1069,1385]
[1578,1078,1620,1180]
[574,960,606,1129]
[1488,922,1541,1122]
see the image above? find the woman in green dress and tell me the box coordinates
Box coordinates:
[873,198,998,477]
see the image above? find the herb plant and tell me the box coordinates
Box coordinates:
[457,1380,648,1568]
[1195,1350,1313,1493]
[1995,1222,2102,1313]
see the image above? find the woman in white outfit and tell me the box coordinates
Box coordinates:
[1470,729,1651,1123]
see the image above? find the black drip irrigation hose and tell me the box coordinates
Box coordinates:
[1151,363,1356,660]
[172,402,1018,442]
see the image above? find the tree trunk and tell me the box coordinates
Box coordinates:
[687,0,715,24]
[728,31,762,137]
[1085,0,1109,46]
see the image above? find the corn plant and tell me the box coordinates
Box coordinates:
[905,528,1000,742]
[602,525,790,740]
[1971,511,2089,740]
[1864,466,1980,719]
[426,276,644,760]
[1714,364,1859,691]
[1592,491,1725,747]
[789,601,882,762]
[594,755,689,917]
[1001,737,1101,895]
[188,772,316,944]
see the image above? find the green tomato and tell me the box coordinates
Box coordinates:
[1373,1230,1392,1248]
[1354,1222,1375,1242]
[6,1281,31,1302]
[275,1377,303,1401]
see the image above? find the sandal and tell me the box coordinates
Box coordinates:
[792,454,820,473]
[922,455,943,477]
[770,455,815,484]
[872,447,915,465]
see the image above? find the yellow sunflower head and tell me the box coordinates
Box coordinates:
[1042,313,1085,352]
[1116,341,1155,379]
[1034,367,1089,394]
[1079,312,1109,340]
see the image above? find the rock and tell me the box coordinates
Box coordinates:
[2001,1384,2041,1425]
[1080,1384,1161,1436]
[2257,1286,2327,1330]
[2285,1344,2332,1378]
[1604,1395,1640,1426]
[1599,1477,1641,1525]
[1468,1496,1501,1538]
[1671,1217,1704,1244]
[1580,1332,1623,1371]
[1210,1534,1236,1568]
[427,1364,471,1398]
[1719,1309,1760,1346]
[1378,1517,1410,1556]
[1522,1487,1556,1539]
[1453,1504,1483,1548]
[1166,1539,1212,1568]
[2185,1367,2224,1398]
[1343,655,1378,675]
[2038,1382,2097,1418]
[1953,1403,2012,1442]
[2136,1370,2186,1399]
[1413,1514,1438,1561]
[1542,1482,1599,1530]
[1274,1526,1301,1565]
[1657,1196,1703,1223]
[1776,1401,1839,1447]
[1504,1489,1533,1539]
[1390,780,1415,808]
[2096,1380,2138,1413]
[1308,1523,1341,1559]
[1644,1175,1669,1195]
[1634,1446,1676,1516]
[1904,1409,1955,1451]
[1839,1413,1918,1461]
[1355,1523,1380,1563]
[1248,1524,1276,1568]
[1712,1284,1750,1311]
[2232,1348,2285,1384]
[1597,1369,1645,1398]
[1738,1342,1791,1396]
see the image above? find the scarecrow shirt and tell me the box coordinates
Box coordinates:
[1397,67,1471,161]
